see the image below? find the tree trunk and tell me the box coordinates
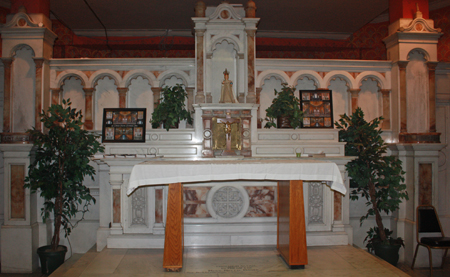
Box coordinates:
[51,182,63,251]
[368,179,386,241]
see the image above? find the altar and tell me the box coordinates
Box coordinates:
[127,158,347,270]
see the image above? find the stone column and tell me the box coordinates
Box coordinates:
[117,87,128,108]
[348,89,361,113]
[33,58,45,131]
[380,89,391,130]
[397,61,409,133]
[51,88,61,105]
[2,58,13,133]
[427,61,438,133]
[83,88,95,130]
[195,29,206,104]
[246,29,256,103]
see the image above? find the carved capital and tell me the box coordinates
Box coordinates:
[117,87,128,95]
[397,61,409,70]
[380,89,391,96]
[348,89,361,97]
[195,29,206,36]
[83,88,95,96]
[426,61,439,71]
[33,58,46,69]
[1,58,13,68]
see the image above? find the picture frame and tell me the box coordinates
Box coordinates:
[102,108,146,142]
[299,90,333,128]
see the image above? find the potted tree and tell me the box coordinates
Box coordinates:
[150,84,193,131]
[24,99,104,275]
[264,83,303,129]
[335,108,408,266]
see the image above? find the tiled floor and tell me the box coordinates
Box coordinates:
[1,245,448,277]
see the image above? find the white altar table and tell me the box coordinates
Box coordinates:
[127,158,346,195]
[126,158,347,271]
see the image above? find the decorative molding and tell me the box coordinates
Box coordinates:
[308,182,324,224]
[208,3,243,21]
[3,12,42,28]
[131,187,147,226]
[212,186,244,218]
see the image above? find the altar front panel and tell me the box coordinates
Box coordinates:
[122,180,333,239]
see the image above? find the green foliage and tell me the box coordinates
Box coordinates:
[150,84,193,131]
[24,99,104,251]
[335,107,408,245]
[264,84,303,129]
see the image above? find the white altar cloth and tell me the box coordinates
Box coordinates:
[127,158,346,195]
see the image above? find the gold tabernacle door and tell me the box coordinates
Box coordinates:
[212,116,242,150]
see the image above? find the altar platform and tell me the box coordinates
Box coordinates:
[49,245,411,277]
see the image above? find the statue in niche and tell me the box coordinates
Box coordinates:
[219,69,238,103]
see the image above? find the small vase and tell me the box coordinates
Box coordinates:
[277,116,292,128]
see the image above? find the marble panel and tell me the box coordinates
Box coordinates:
[245,186,276,217]
[10,164,25,219]
[419,163,432,205]
[184,187,211,218]
[155,188,163,223]
[113,189,121,223]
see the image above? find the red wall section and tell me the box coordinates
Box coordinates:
[52,20,195,58]
[430,5,450,62]
[256,21,389,60]
[45,5,450,62]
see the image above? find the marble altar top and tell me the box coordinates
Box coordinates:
[127,158,346,195]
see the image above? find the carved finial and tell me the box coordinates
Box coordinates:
[414,2,423,19]
[18,5,27,14]
[245,0,256,18]
[195,1,206,17]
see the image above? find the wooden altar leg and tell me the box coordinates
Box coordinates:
[163,183,184,271]
[277,180,308,269]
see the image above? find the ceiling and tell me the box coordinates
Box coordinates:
[47,0,391,39]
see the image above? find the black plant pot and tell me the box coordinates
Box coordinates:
[277,116,292,128]
[37,245,67,275]
[373,243,401,266]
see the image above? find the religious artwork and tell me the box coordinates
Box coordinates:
[102,108,146,142]
[219,69,238,103]
[300,90,333,128]
[212,113,241,156]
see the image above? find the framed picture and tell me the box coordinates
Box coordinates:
[299,90,333,128]
[102,108,146,142]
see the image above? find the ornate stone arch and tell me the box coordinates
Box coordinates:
[291,70,323,88]
[323,71,356,89]
[10,44,35,58]
[407,48,430,61]
[256,70,290,87]
[89,69,122,88]
[157,70,191,87]
[55,70,88,89]
[123,70,156,88]
[355,72,388,90]
[210,36,241,54]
